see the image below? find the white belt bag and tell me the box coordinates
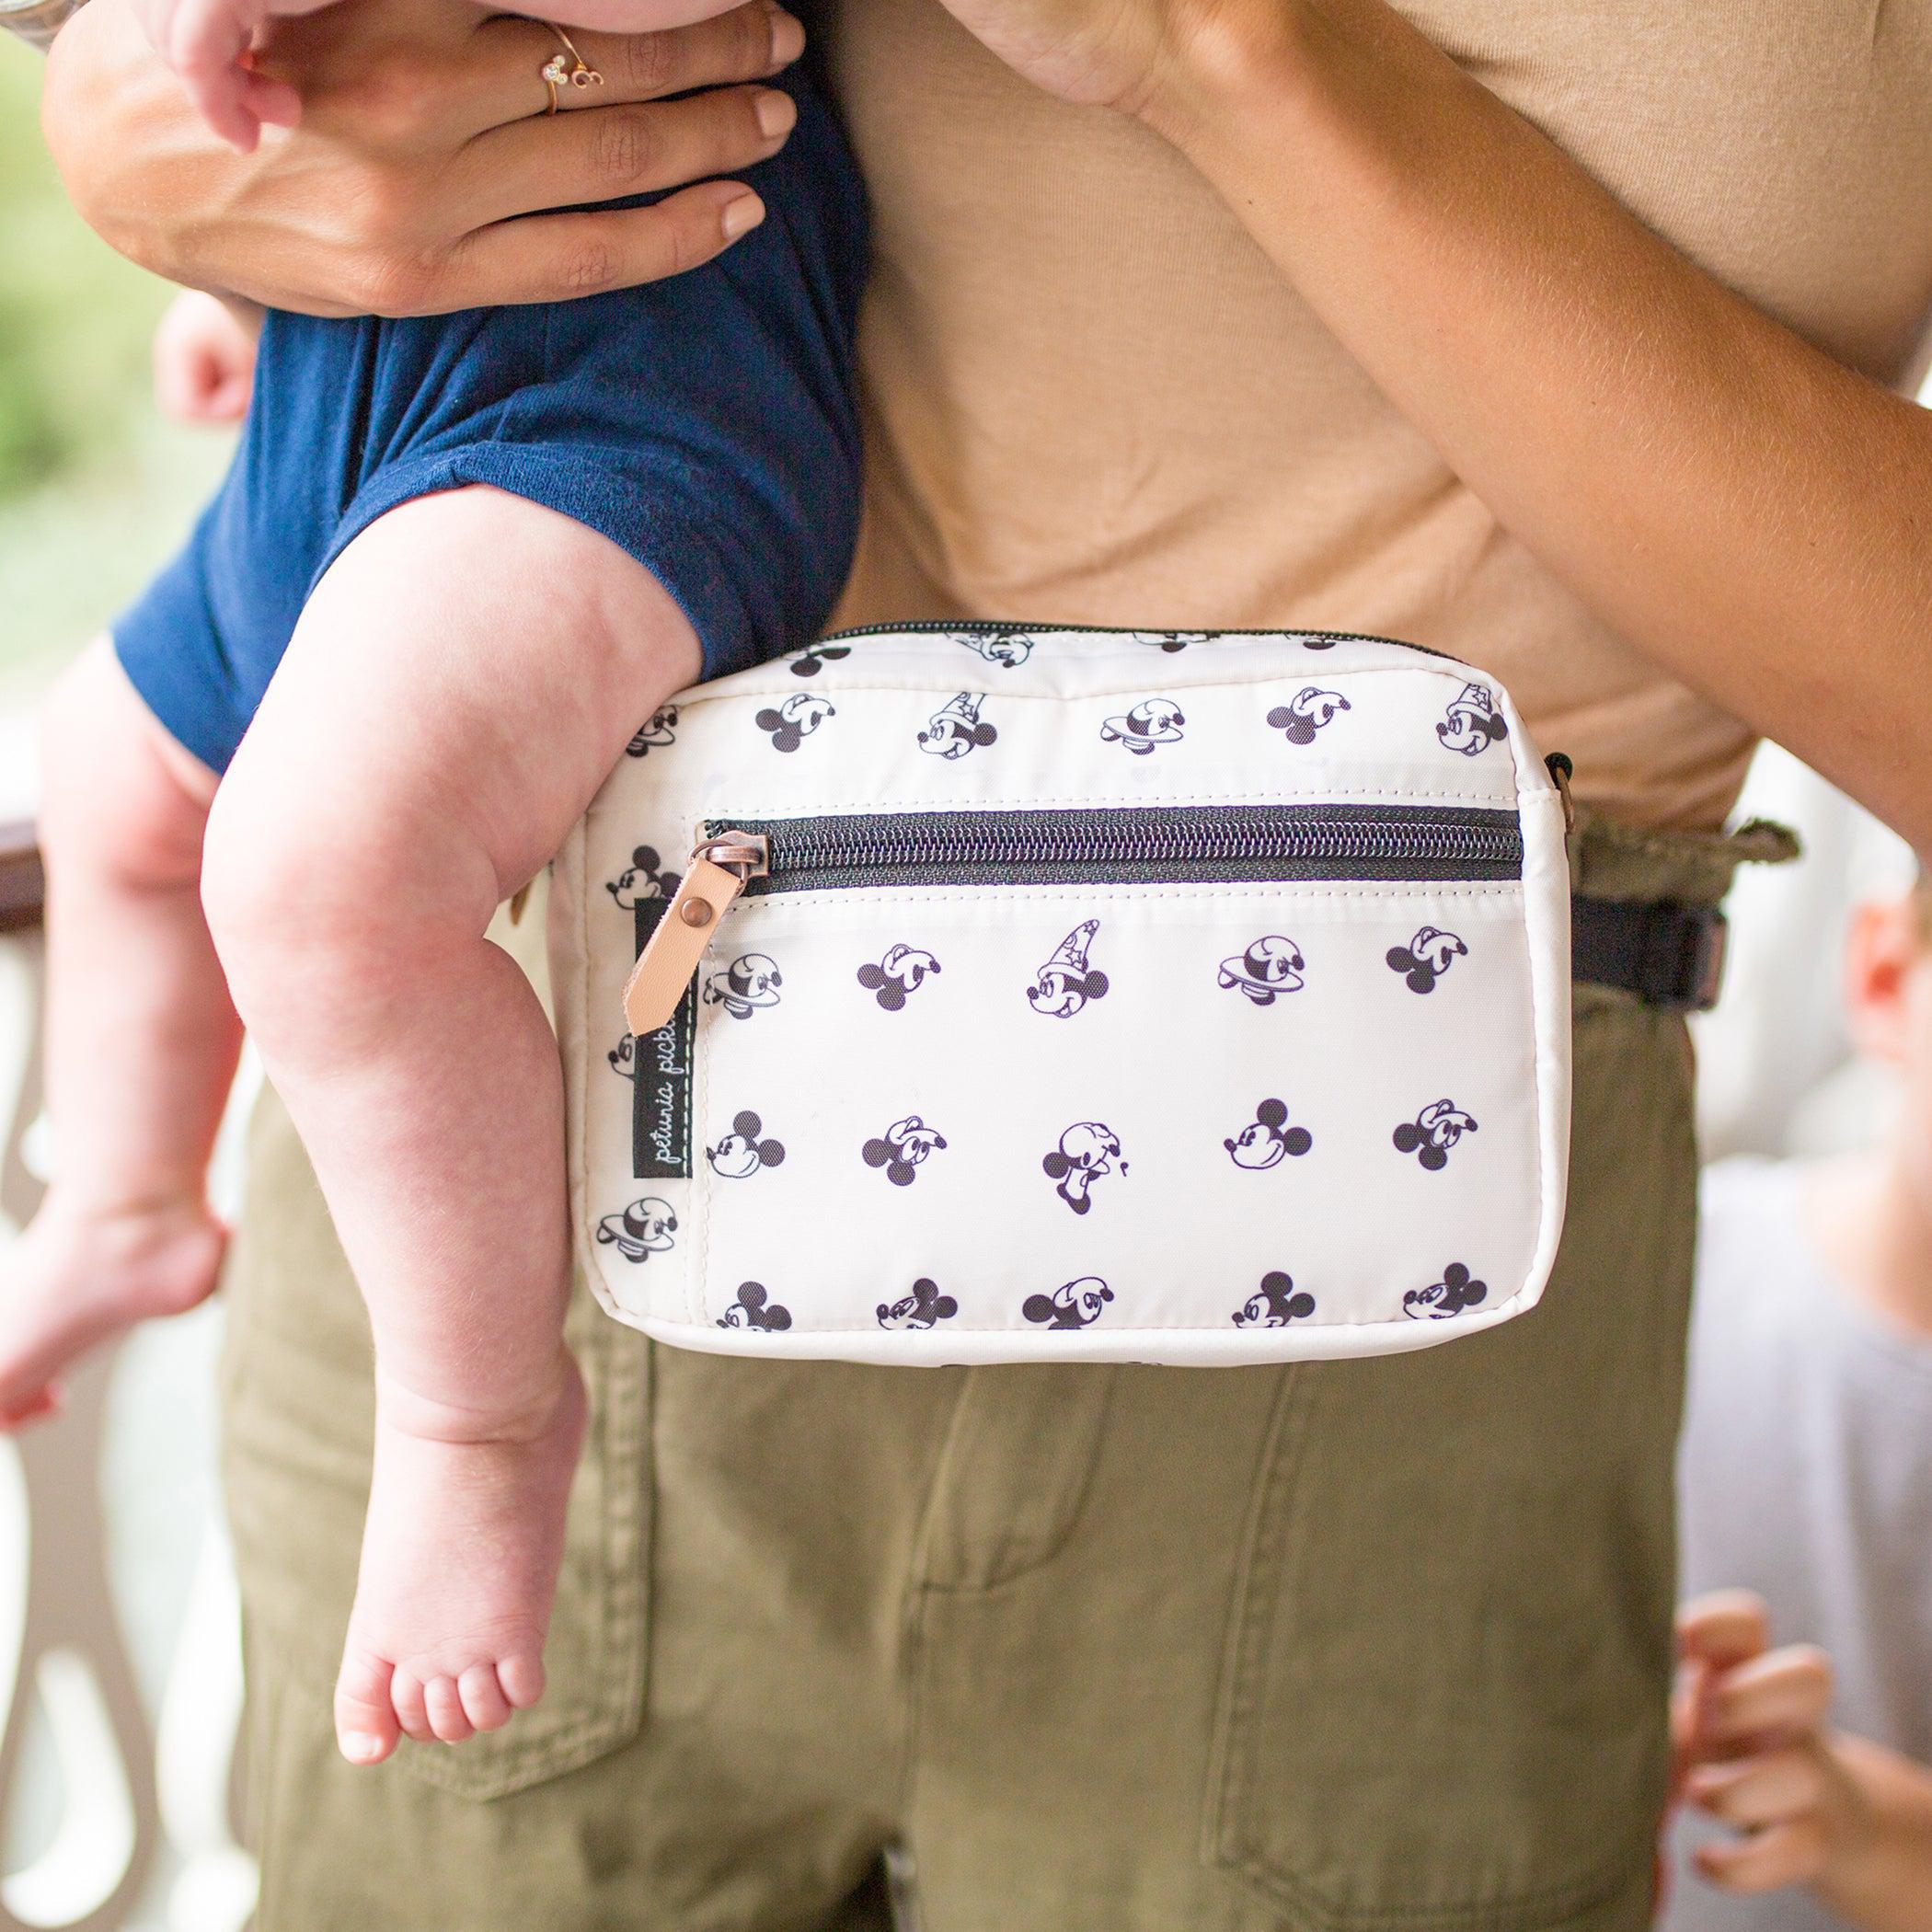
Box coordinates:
[551,625,1573,1365]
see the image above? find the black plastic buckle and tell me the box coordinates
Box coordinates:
[1571,898,1731,1012]
[1638,903,1729,1013]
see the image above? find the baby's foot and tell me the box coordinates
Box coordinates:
[333,1355,587,1765]
[0,1192,226,1427]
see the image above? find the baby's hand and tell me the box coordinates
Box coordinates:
[153,291,261,424]
[1673,1591,1867,1894]
[131,0,331,151]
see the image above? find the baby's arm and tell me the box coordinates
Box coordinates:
[153,289,261,423]
[1675,1593,1932,1932]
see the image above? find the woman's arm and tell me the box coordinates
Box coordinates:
[40,0,802,315]
[943,0,1932,845]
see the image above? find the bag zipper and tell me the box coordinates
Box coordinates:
[621,804,1520,1035]
[814,617,1463,662]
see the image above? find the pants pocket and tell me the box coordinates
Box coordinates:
[221,1086,653,1803]
[1204,996,1696,1928]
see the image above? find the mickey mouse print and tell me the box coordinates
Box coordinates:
[564,622,1570,1367]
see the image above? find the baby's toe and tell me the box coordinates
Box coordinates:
[334,1650,399,1765]
[497,1650,546,1712]
[389,1670,435,1745]
[458,1663,512,1734]
[423,1675,474,1744]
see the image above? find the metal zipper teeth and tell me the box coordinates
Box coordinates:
[814,617,1463,664]
[705,804,1523,892]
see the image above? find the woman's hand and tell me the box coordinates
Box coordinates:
[935,0,1932,850]
[42,0,804,316]
[918,0,1295,125]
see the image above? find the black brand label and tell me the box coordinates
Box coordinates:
[631,899,695,1180]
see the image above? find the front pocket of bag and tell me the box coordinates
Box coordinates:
[678,867,1554,1354]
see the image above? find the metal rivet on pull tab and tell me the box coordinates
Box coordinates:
[620,831,770,1039]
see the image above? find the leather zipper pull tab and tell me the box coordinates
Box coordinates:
[621,832,769,1037]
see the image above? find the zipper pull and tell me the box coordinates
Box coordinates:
[1545,753,1576,838]
[621,831,769,1037]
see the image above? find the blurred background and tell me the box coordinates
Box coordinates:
[0,35,230,819]
[0,22,1920,1932]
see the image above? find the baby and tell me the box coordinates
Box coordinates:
[0,0,861,1765]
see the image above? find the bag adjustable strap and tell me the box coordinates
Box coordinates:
[1570,896,1729,1013]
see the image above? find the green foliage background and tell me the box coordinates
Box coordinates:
[0,34,230,700]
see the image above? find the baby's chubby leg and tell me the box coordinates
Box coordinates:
[200,487,701,1765]
[0,643,236,1426]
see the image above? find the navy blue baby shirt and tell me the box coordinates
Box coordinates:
[114,73,865,774]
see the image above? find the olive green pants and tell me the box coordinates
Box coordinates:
[220,814,1782,1932]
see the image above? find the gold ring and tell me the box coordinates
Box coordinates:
[541,24,604,113]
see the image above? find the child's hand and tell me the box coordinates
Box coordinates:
[130,0,328,151]
[1673,1592,1857,1893]
[1673,1590,1932,1932]
[153,291,260,423]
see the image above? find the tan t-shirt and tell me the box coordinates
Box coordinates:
[820,0,1932,828]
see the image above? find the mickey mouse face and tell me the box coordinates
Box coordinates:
[1023,1277,1114,1329]
[1099,698,1187,755]
[957,629,1034,669]
[877,1277,960,1330]
[706,1110,787,1180]
[703,953,783,1020]
[1404,1262,1488,1320]
[608,1034,638,1079]
[718,1281,792,1331]
[1436,683,1509,757]
[594,1197,677,1262]
[607,845,682,911]
[755,693,836,753]
[1042,1122,1124,1214]
[919,694,998,760]
[1266,687,1351,745]
[857,943,941,1012]
[862,1114,949,1187]
[1392,1098,1478,1170]
[624,705,678,759]
[1133,631,1210,653]
[1218,935,1305,1006]
[1233,1271,1317,1328]
[1028,920,1109,1018]
[790,642,853,679]
[1386,926,1468,994]
[1225,1098,1314,1171]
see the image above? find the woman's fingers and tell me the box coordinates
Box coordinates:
[41,0,793,316]
[1701,1645,1834,1752]
[423,180,765,312]
[454,83,794,228]
[468,2,801,127]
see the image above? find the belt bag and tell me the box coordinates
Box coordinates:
[551,624,1573,1365]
